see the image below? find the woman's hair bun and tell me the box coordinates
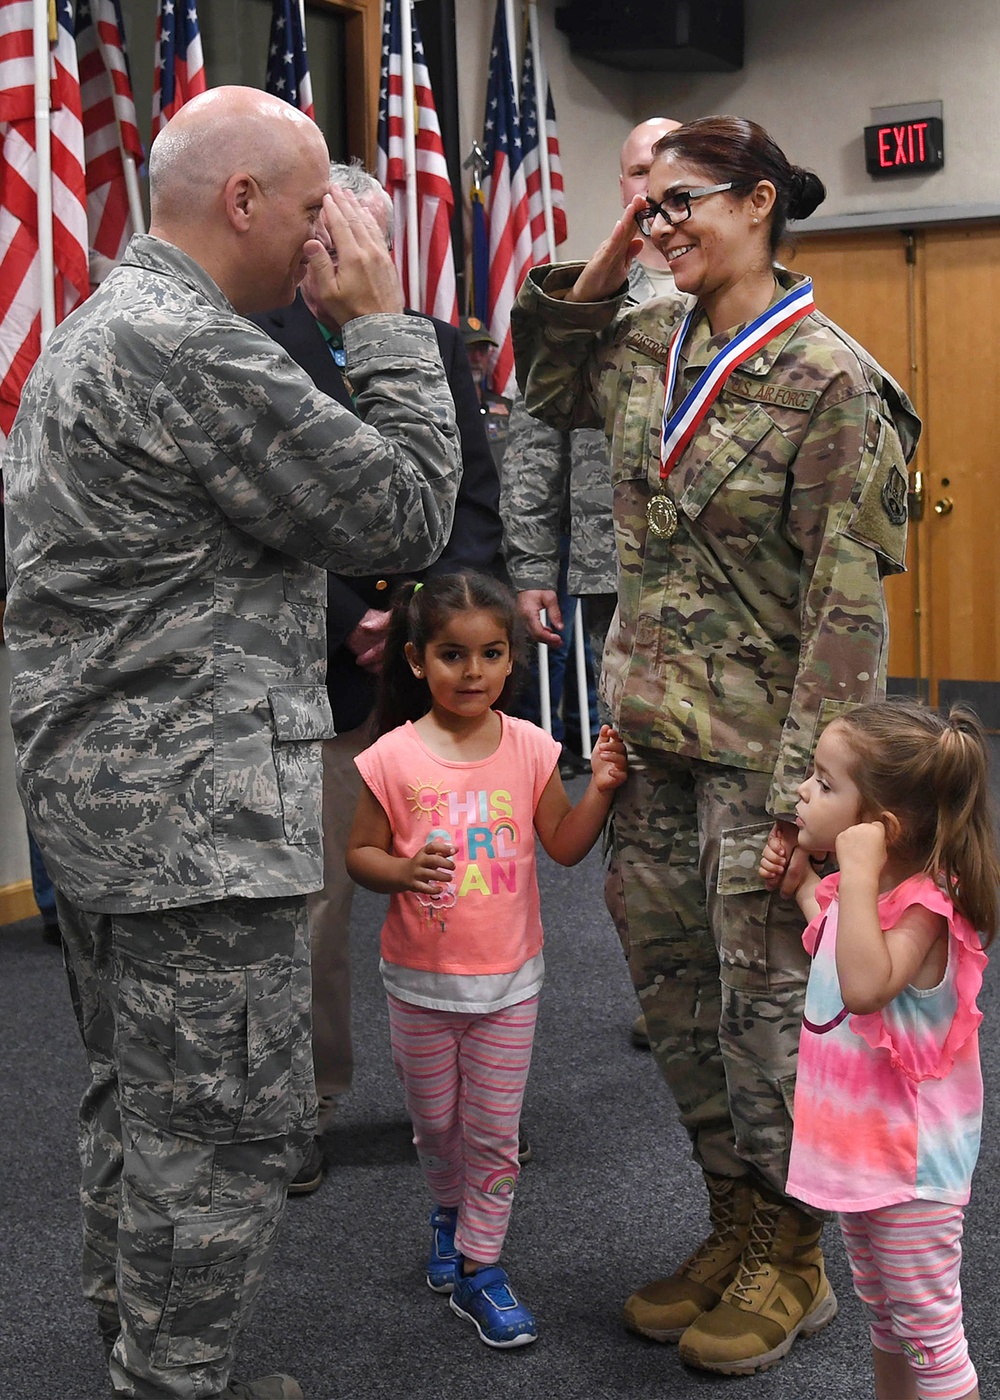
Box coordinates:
[787,167,826,222]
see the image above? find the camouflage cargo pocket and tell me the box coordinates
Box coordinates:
[117,953,294,1143]
[268,684,335,847]
[716,821,772,988]
[152,1205,279,1367]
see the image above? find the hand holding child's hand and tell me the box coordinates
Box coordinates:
[759,824,792,888]
[835,821,887,881]
[760,820,820,900]
[590,725,628,793]
[405,838,455,895]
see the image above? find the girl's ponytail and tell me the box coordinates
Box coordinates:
[841,700,1000,942]
[928,709,1000,941]
[371,580,430,738]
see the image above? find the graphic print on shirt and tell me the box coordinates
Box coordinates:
[408,779,519,931]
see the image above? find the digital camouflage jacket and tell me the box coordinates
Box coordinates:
[3,236,460,910]
[501,262,672,598]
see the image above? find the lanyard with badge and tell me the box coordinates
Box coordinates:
[647,278,816,539]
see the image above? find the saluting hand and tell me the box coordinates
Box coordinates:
[302,187,404,328]
[565,194,647,304]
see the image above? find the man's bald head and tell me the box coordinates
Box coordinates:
[620,117,682,208]
[146,86,332,314]
[149,86,328,227]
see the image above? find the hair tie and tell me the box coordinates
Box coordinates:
[412,582,423,593]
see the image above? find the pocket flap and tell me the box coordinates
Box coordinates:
[717,821,773,896]
[678,405,774,521]
[171,1207,268,1266]
[267,685,336,742]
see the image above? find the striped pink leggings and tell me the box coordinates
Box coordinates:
[839,1200,977,1399]
[387,994,538,1264]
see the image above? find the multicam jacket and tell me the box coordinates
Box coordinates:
[511,264,920,816]
[3,235,461,911]
[501,262,676,598]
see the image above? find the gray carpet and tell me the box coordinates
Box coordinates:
[1,783,998,1398]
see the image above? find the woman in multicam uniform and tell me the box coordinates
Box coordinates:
[511,117,920,1378]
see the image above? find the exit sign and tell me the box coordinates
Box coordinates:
[864,117,944,177]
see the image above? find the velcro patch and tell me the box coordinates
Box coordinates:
[623,331,671,365]
[726,374,820,411]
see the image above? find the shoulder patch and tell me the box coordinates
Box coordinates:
[844,419,909,574]
[727,374,820,412]
[880,466,908,525]
[623,331,671,365]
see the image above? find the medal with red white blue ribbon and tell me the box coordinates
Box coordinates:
[647,277,816,539]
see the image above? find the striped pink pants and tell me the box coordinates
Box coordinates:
[839,1200,978,1399]
[387,994,538,1264]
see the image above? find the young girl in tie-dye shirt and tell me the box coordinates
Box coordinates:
[346,572,627,1349]
[760,700,999,1400]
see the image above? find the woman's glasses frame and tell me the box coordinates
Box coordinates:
[634,182,736,236]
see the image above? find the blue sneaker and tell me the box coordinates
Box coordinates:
[449,1265,538,1348]
[426,1206,459,1293]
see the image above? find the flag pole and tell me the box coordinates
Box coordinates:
[527,2,556,262]
[33,0,56,341]
[504,0,519,112]
[121,154,145,236]
[398,0,420,307]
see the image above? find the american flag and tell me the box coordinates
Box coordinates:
[151,0,206,141]
[480,0,531,398]
[0,0,89,447]
[76,0,143,262]
[519,37,566,265]
[377,0,458,325]
[265,0,314,119]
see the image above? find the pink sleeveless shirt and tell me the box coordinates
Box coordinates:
[354,714,560,976]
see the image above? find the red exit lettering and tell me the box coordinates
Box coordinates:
[878,121,931,168]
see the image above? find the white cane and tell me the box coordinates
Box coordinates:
[572,599,592,758]
[537,611,552,734]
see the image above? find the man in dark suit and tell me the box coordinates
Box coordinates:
[252,163,503,1192]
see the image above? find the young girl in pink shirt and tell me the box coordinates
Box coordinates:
[346,571,627,1348]
[760,700,999,1400]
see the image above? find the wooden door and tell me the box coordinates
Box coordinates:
[786,225,1000,710]
[785,231,922,684]
[920,226,1000,693]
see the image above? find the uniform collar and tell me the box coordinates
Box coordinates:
[681,266,811,379]
[120,234,236,314]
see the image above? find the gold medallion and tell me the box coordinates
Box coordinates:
[647,494,678,539]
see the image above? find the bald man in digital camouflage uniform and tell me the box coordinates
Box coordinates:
[2,87,460,1400]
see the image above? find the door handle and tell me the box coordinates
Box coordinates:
[933,497,954,516]
[908,469,924,521]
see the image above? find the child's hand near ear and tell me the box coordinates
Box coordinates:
[835,822,888,882]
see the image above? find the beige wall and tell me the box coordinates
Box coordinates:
[455,0,1000,261]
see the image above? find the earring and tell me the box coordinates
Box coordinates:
[752,216,759,225]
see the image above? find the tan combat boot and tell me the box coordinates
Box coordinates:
[678,1189,838,1373]
[623,1174,754,1342]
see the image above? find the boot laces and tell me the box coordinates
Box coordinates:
[726,1199,783,1305]
[678,1177,743,1276]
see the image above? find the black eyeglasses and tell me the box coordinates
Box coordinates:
[634,182,735,236]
